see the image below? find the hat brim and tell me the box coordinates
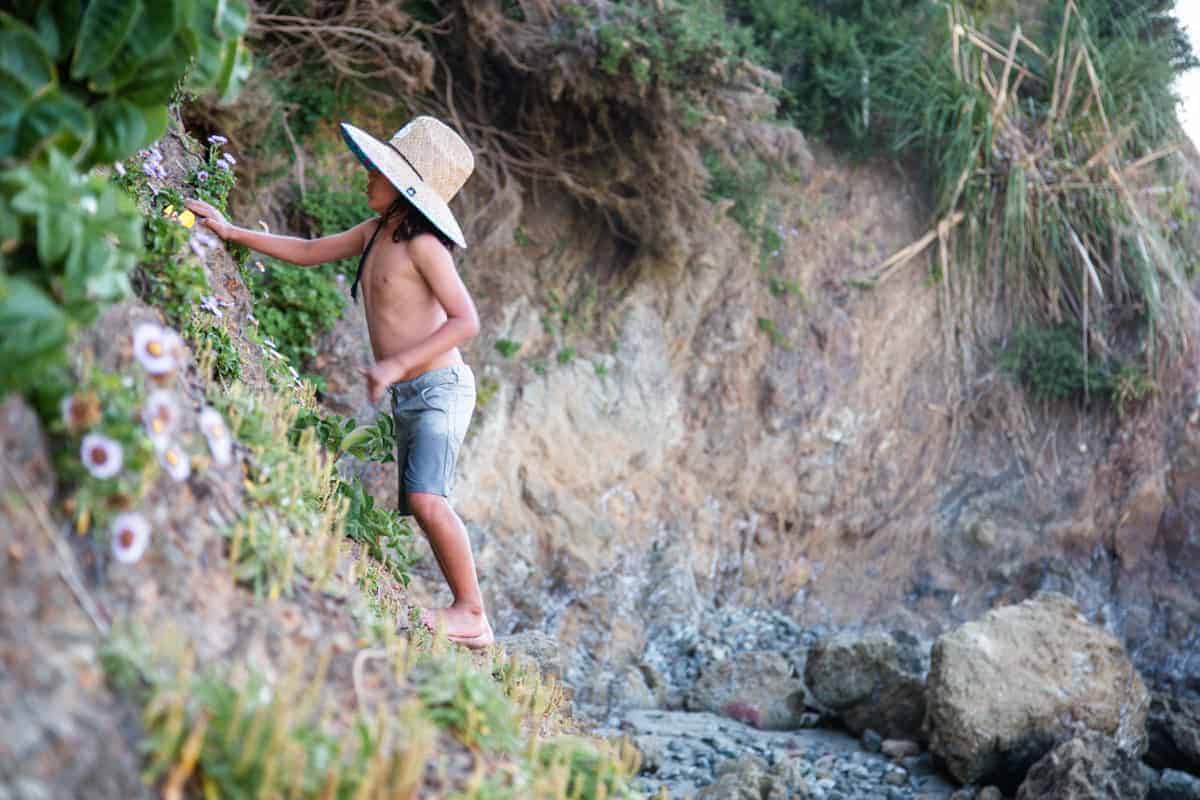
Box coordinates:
[339,123,468,249]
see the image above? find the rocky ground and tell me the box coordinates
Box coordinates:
[506,595,1200,799]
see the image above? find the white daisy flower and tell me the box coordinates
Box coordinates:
[142,390,179,445]
[80,433,123,479]
[133,323,177,375]
[110,512,150,564]
[199,407,233,466]
[158,444,191,481]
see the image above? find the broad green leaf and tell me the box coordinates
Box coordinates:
[91,97,146,164]
[0,276,69,397]
[47,0,83,59]
[138,104,169,149]
[120,33,192,105]
[71,0,141,80]
[15,89,93,162]
[88,0,183,93]
[0,26,54,94]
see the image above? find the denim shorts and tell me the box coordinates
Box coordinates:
[389,364,475,515]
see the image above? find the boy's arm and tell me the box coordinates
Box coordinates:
[185,199,371,266]
[362,234,480,399]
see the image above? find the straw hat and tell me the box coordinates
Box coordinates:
[339,116,474,248]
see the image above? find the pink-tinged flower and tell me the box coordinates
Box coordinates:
[189,238,208,259]
[133,323,178,375]
[199,407,233,466]
[196,170,209,182]
[60,392,101,434]
[142,390,179,444]
[110,512,150,564]
[207,134,228,145]
[158,444,191,481]
[81,433,123,479]
[114,162,127,177]
[220,153,237,166]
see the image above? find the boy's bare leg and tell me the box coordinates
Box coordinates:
[407,492,493,645]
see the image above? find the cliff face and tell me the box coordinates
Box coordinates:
[318,138,1200,704]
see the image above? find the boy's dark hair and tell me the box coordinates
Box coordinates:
[382,194,457,252]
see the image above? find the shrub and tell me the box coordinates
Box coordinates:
[240,257,344,369]
[0,0,251,399]
[416,653,522,754]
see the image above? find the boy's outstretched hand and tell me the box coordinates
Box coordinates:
[185,199,234,240]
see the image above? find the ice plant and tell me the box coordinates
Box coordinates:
[80,433,123,479]
[207,134,228,145]
[159,444,191,481]
[199,407,233,466]
[110,512,150,564]
[142,390,179,445]
[60,392,101,434]
[133,323,177,375]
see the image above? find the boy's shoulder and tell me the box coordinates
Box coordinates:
[406,232,455,265]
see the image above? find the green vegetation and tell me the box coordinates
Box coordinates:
[416,653,523,753]
[757,316,789,349]
[241,257,344,370]
[185,317,241,383]
[137,209,209,326]
[587,0,759,87]
[300,173,372,276]
[0,0,251,399]
[999,323,1157,415]
[102,628,434,800]
[495,338,522,359]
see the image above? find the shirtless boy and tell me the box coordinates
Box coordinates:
[186,116,493,648]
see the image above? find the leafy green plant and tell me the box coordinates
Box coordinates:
[137,209,209,326]
[192,137,238,211]
[416,653,522,754]
[299,173,372,277]
[185,317,241,383]
[290,409,395,463]
[556,347,575,365]
[0,150,142,395]
[102,628,434,800]
[533,736,642,800]
[0,0,252,400]
[338,475,417,588]
[240,256,344,369]
[997,323,1156,412]
[757,316,789,349]
[494,338,522,359]
[1,0,251,169]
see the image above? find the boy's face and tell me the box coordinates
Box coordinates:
[365,167,401,214]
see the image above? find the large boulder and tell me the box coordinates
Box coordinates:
[803,630,928,739]
[926,592,1149,789]
[1146,692,1200,774]
[687,650,808,730]
[1016,732,1148,800]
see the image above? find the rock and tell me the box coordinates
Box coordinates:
[1146,692,1200,774]
[862,728,883,752]
[1151,769,1200,800]
[695,755,792,799]
[949,789,978,800]
[688,650,808,730]
[1016,732,1148,799]
[977,788,1003,800]
[881,739,921,760]
[926,593,1149,789]
[804,630,928,739]
[499,630,570,681]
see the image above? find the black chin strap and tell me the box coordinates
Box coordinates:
[351,201,403,303]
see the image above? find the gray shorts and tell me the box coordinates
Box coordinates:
[389,364,475,515]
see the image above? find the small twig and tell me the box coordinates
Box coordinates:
[1,459,109,634]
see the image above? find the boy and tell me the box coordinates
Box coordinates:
[186,116,493,648]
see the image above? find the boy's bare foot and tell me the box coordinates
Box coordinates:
[418,605,494,648]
